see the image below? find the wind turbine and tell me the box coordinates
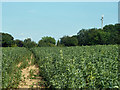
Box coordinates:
[101,15,104,30]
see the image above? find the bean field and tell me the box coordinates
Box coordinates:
[2,47,34,88]
[1,45,120,88]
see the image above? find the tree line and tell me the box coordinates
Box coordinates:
[0,23,120,48]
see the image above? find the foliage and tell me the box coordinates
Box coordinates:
[1,23,120,47]
[24,38,37,48]
[38,36,56,47]
[1,33,14,47]
[31,45,119,88]
[57,40,60,46]
[60,35,78,46]
[77,23,120,46]
[103,24,120,44]
[14,39,24,47]
[2,47,34,88]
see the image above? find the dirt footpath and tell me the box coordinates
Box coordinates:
[17,55,46,88]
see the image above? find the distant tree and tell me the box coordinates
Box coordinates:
[1,33,14,47]
[57,40,60,46]
[87,28,100,45]
[14,39,24,47]
[77,28,110,45]
[103,24,115,32]
[24,38,37,48]
[60,36,78,46]
[24,38,31,43]
[41,36,56,45]
[1,23,119,47]
[114,23,120,44]
[30,41,37,47]
[70,36,78,46]
[77,29,88,45]
[77,23,120,46]
[38,36,56,47]
[103,24,120,44]
[97,30,111,45]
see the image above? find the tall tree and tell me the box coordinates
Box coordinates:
[14,39,24,47]
[77,29,88,46]
[38,36,56,47]
[1,33,14,47]
[24,38,37,48]
[60,36,78,46]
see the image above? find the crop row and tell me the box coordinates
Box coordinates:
[31,45,119,88]
[2,47,34,88]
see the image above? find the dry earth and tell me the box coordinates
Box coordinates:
[17,55,46,88]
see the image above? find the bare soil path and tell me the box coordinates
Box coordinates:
[17,55,46,88]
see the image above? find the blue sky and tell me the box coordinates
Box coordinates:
[2,2,118,42]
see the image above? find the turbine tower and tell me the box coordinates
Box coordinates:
[101,15,104,30]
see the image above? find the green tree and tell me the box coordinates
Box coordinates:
[77,23,120,46]
[77,29,88,45]
[114,23,120,44]
[24,38,37,48]
[14,39,24,47]
[1,33,14,47]
[38,36,56,47]
[60,36,78,46]
[87,28,100,45]
[97,30,111,45]
[57,40,60,46]
[103,24,120,44]
[24,38,31,43]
